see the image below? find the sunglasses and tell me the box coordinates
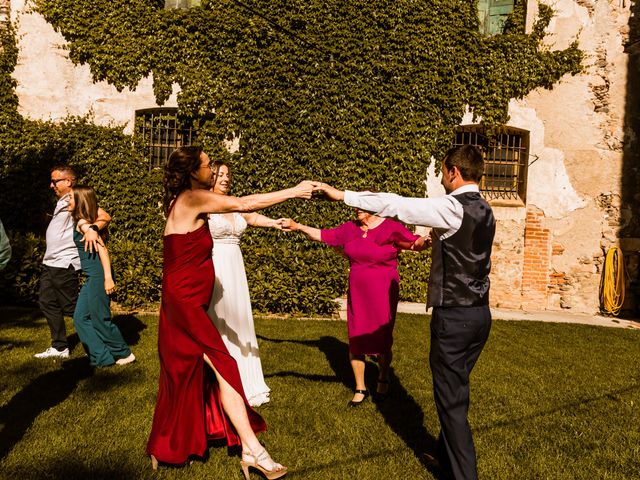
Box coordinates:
[50,178,69,185]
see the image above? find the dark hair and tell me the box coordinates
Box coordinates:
[211,160,230,193]
[163,146,204,215]
[443,145,484,183]
[51,165,77,186]
[71,185,98,224]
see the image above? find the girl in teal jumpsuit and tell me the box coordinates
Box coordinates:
[69,186,135,367]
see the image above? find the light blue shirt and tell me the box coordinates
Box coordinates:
[43,194,80,270]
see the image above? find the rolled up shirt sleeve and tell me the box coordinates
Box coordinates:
[344,190,463,237]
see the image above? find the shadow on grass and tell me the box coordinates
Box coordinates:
[82,366,144,394]
[0,357,94,461]
[7,457,142,480]
[0,338,33,352]
[259,334,445,478]
[0,307,46,329]
[476,382,640,432]
[0,307,42,350]
[111,314,147,346]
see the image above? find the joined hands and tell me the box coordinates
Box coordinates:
[277,182,344,232]
[311,182,344,201]
[292,180,321,199]
[290,180,344,201]
[278,218,298,231]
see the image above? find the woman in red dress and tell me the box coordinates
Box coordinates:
[147,146,315,479]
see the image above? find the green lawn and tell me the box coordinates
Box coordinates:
[0,308,639,480]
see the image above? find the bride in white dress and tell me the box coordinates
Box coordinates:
[207,162,281,407]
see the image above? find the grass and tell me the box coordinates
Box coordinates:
[0,308,639,480]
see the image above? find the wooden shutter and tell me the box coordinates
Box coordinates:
[478,0,514,35]
[164,0,201,9]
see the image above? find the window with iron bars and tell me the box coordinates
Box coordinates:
[135,108,198,169]
[453,125,529,203]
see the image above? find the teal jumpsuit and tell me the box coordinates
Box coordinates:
[72,230,130,366]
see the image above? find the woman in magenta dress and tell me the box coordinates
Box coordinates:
[147,146,315,479]
[281,210,426,406]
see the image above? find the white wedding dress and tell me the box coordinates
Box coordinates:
[207,213,271,407]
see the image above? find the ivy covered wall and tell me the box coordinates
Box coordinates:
[0,0,582,313]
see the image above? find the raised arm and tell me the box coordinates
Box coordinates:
[242,212,281,229]
[279,218,322,242]
[193,181,318,215]
[316,182,462,231]
[389,222,427,251]
[95,207,111,229]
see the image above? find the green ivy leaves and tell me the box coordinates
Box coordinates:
[0,0,583,312]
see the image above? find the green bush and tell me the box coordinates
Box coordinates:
[0,0,584,312]
[109,239,163,307]
[0,232,45,305]
[0,116,164,309]
[397,250,431,304]
[243,233,349,314]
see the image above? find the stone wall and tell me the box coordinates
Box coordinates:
[486,0,640,314]
[9,0,177,133]
[489,206,526,309]
[0,0,9,25]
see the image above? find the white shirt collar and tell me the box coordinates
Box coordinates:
[449,184,479,196]
[53,194,71,217]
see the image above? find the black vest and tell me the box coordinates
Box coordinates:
[428,192,496,308]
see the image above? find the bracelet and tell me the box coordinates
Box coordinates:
[89,224,99,233]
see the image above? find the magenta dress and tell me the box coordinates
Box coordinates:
[321,219,420,355]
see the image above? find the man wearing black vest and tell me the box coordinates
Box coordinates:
[317,144,495,480]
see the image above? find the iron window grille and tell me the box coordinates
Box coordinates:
[135,108,197,169]
[453,125,529,203]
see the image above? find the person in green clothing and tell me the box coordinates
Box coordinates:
[68,186,135,367]
[0,218,11,270]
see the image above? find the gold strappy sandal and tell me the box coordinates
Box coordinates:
[240,449,287,480]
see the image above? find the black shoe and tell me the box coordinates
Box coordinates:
[422,452,454,478]
[373,379,390,402]
[422,452,440,468]
[347,389,369,407]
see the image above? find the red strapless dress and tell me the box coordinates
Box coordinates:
[147,224,266,465]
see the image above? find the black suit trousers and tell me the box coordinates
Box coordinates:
[38,264,79,350]
[429,305,491,480]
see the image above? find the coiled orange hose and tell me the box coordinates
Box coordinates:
[600,246,625,316]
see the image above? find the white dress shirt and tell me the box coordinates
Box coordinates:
[43,194,80,270]
[344,184,480,240]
